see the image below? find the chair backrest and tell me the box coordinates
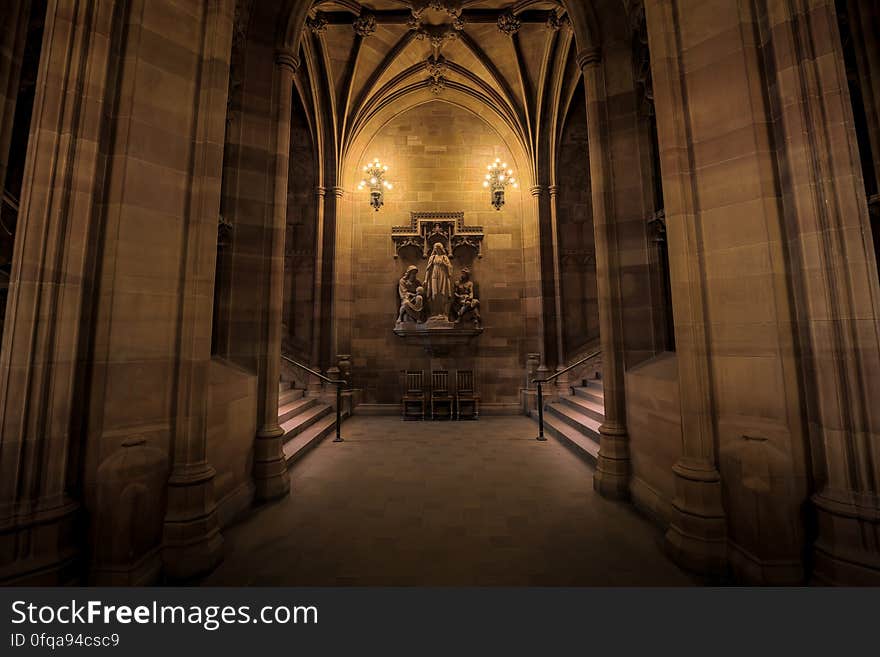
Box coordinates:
[405,370,424,393]
[457,370,474,393]
[431,370,449,394]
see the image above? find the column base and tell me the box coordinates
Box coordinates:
[162,463,224,581]
[810,489,880,586]
[594,423,630,499]
[254,425,289,502]
[664,458,727,577]
[0,498,81,585]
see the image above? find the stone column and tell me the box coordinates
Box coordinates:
[548,185,568,388]
[310,185,326,368]
[643,1,727,576]
[0,0,118,585]
[329,185,349,369]
[578,49,630,499]
[253,49,298,502]
[0,0,30,192]
[161,0,234,580]
[529,185,549,367]
[762,0,880,585]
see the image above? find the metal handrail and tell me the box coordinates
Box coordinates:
[281,354,347,442]
[531,349,602,442]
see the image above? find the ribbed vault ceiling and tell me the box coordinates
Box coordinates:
[298,0,582,184]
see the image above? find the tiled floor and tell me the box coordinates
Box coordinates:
[202,416,696,586]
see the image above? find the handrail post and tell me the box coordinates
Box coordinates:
[535,381,546,441]
[334,383,344,442]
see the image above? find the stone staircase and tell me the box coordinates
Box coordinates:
[278,381,337,466]
[531,380,605,464]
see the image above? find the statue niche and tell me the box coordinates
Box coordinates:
[392,212,484,354]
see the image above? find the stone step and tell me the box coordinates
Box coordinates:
[283,413,337,466]
[546,401,603,440]
[278,390,308,416]
[559,394,605,423]
[572,384,604,405]
[279,380,292,393]
[279,396,316,424]
[541,412,600,464]
[280,402,332,441]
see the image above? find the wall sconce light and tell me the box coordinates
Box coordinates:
[483,158,517,210]
[358,158,392,211]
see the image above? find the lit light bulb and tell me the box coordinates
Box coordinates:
[499,174,505,181]
[386,183,393,190]
[513,182,519,188]
[508,169,513,175]
[383,165,388,171]
[370,177,377,184]
[483,181,489,188]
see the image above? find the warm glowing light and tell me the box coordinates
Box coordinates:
[483,156,516,211]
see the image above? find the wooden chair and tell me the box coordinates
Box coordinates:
[430,370,454,420]
[455,370,480,420]
[401,370,426,420]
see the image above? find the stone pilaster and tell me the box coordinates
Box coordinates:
[0,0,117,585]
[530,185,549,367]
[310,185,326,368]
[578,48,631,500]
[253,49,298,502]
[643,1,727,577]
[548,185,566,368]
[761,0,880,585]
[161,0,235,581]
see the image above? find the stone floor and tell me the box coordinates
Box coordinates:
[202,416,696,586]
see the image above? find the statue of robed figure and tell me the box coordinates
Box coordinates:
[425,242,454,319]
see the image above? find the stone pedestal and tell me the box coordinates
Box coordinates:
[393,319,483,355]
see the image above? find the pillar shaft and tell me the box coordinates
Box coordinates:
[161,0,235,581]
[644,1,727,576]
[548,185,566,370]
[253,51,297,502]
[0,0,118,584]
[578,50,630,500]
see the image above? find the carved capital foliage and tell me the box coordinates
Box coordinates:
[307,13,328,35]
[497,11,521,37]
[426,54,449,94]
[353,13,377,37]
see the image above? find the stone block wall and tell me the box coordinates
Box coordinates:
[338,102,534,410]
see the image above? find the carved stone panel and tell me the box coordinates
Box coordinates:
[391,211,484,260]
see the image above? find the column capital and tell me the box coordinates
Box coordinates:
[331,186,345,198]
[548,184,560,197]
[529,185,545,197]
[275,49,300,72]
[315,186,326,198]
[576,47,602,71]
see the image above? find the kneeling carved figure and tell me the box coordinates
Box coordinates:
[453,268,481,328]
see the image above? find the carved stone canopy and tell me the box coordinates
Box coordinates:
[392,212,484,260]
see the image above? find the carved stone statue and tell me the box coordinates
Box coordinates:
[398,265,421,302]
[453,267,481,327]
[398,286,426,324]
[425,242,453,319]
